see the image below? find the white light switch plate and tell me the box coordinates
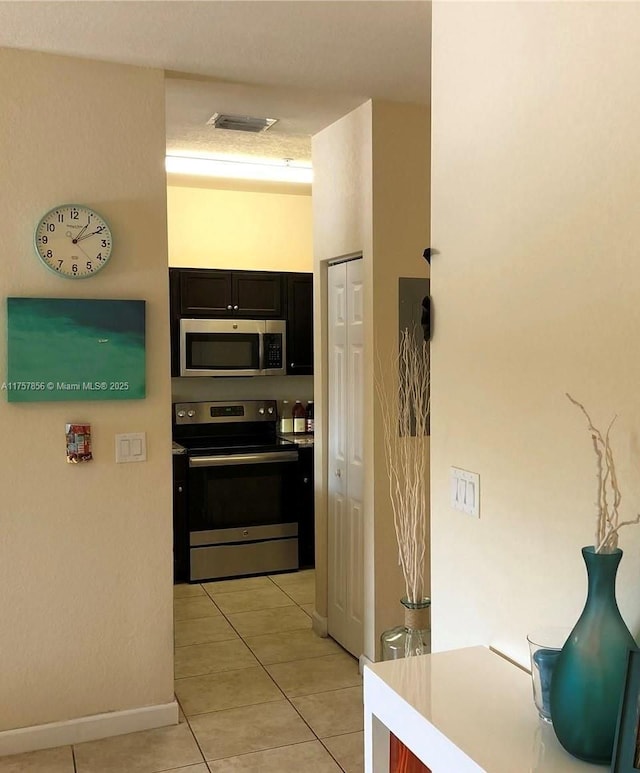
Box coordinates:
[451,467,480,517]
[115,432,147,463]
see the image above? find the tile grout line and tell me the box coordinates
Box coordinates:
[318,737,350,773]
[173,689,209,771]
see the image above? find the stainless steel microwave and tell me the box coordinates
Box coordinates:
[179,319,287,377]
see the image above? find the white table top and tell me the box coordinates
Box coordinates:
[364,646,599,773]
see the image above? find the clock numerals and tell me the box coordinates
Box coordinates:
[34,204,113,279]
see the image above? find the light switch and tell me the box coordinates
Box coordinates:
[115,432,147,463]
[451,467,480,517]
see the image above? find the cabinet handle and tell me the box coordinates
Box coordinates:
[227,305,233,311]
[303,477,309,484]
[233,305,239,310]
[290,362,295,368]
[177,485,183,493]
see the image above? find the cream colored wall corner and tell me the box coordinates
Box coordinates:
[371,101,430,651]
[430,2,640,666]
[312,101,374,650]
[0,48,173,736]
[166,183,312,271]
[312,99,430,661]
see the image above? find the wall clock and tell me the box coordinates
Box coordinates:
[34,204,113,279]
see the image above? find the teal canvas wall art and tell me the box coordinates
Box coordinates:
[6,298,145,402]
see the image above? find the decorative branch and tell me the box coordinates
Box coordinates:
[376,328,430,603]
[566,393,640,552]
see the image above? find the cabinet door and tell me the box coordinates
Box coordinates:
[233,272,282,317]
[298,447,315,569]
[180,270,233,316]
[286,273,314,375]
[169,269,181,376]
[173,455,189,583]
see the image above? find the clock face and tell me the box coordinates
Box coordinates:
[34,204,113,279]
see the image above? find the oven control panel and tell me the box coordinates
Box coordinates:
[174,400,278,425]
[211,405,244,418]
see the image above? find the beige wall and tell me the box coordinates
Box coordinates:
[0,48,173,731]
[313,99,430,660]
[371,101,431,651]
[167,182,312,271]
[430,2,640,666]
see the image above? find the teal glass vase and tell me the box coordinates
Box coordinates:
[550,546,637,764]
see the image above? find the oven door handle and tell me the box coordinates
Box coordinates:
[189,451,299,468]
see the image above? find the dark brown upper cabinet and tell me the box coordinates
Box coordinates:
[286,272,314,375]
[169,267,313,377]
[178,269,283,318]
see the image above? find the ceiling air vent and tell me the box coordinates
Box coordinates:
[207,113,278,133]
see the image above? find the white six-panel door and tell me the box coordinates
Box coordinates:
[327,258,364,657]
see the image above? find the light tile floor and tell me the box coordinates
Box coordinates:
[0,569,364,773]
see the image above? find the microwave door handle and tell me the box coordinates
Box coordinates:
[189,451,299,468]
[258,332,265,372]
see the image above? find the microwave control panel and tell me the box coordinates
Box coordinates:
[263,333,283,369]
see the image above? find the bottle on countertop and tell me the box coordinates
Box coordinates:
[292,400,306,434]
[279,400,293,434]
[305,401,314,434]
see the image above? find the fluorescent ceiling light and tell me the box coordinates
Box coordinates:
[165,155,313,184]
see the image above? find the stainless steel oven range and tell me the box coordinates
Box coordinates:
[173,400,299,582]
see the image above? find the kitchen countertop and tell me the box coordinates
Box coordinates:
[172,441,186,456]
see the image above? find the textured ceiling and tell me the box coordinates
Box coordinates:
[0,1,431,163]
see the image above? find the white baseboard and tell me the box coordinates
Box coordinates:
[312,610,328,637]
[359,653,374,674]
[0,700,179,758]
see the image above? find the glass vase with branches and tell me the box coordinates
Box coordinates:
[376,327,430,658]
